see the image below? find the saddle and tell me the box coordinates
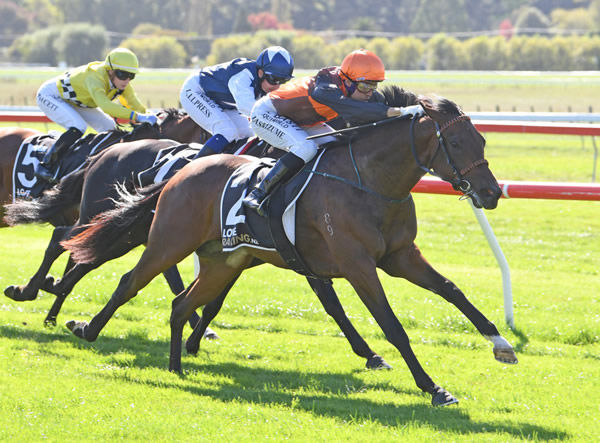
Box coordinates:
[13,131,132,200]
[136,137,270,187]
[220,151,327,277]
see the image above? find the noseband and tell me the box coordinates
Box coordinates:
[410,113,488,194]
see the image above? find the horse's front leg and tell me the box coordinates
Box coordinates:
[345,261,457,406]
[379,244,517,364]
[4,226,69,302]
[306,278,390,370]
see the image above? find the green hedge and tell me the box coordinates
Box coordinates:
[9,26,600,70]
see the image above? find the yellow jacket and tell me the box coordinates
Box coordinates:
[55,61,146,120]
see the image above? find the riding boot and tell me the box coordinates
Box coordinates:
[35,127,83,183]
[192,134,229,159]
[243,152,305,217]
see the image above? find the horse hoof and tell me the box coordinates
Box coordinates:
[4,285,19,300]
[185,340,199,355]
[366,355,392,370]
[431,387,459,407]
[44,317,57,328]
[66,320,87,339]
[494,346,518,364]
[203,328,219,340]
[4,285,36,301]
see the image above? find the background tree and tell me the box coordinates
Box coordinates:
[120,35,186,68]
[513,6,551,31]
[53,23,108,66]
[410,0,471,34]
[0,1,29,45]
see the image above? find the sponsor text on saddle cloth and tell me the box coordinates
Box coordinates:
[220,150,326,252]
[13,131,128,200]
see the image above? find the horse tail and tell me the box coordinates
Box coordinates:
[4,168,85,226]
[61,180,168,264]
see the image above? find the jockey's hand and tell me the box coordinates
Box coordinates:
[399,104,425,118]
[136,113,158,125]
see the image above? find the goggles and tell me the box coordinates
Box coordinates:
[263,73,289,85]
[354,80,379,94]
[114,69,135,81]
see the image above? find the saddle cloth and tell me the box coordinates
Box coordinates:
[13,131,133,201]
[220,150,326,252]
[136,138,266,187]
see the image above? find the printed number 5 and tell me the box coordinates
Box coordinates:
[17,144,39,187]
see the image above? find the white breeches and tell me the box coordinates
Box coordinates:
[179,73,254,142]
[36,79,116,133]
[250,96,336,163]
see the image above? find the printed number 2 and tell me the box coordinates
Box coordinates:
[226,194,246,226]
[17,144,39,187]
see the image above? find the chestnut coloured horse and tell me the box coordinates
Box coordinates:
[62,86,518,406]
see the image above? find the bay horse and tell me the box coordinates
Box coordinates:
[4,134,390,370]
[62,86,518,406]
[1,110,211,325]
[0,109,206,227]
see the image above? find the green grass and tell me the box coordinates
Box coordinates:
[0,130,599,440]
[1,68,599,112]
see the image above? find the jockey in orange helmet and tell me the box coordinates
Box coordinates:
[243,49,424,216]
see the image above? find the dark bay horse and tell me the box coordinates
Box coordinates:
[0,109,206,227]
[1,110,211,324]
[62,86,518,406]
[4,133,389,370]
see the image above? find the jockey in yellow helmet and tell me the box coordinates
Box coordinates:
[35,47,156,182]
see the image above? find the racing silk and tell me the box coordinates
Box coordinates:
[268,66,388,127]
[198,58,264,117]
[55,61,146,120]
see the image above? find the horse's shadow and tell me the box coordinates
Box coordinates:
[1,325,566,439]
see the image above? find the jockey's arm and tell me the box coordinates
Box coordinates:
[86,77,146,121]
[227,69,257,117]
[311,79,389,124]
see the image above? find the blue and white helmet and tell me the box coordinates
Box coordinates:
[256,46,294,80]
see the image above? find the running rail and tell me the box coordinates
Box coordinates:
[413,177,600,328]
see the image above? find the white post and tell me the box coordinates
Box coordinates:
[468,200,515,329]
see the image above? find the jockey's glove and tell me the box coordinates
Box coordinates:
[399,104,425,118]
[136,113,158,125]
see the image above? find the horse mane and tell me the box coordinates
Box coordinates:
[159,108,187,124]
[380,85,463,116]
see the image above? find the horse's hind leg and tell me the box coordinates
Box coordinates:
[185,274,240,354]
[170,253,251,372]
[161,263,218,339]
[306,278,391,370]
[380,244,517,364]
[4,226,70,302]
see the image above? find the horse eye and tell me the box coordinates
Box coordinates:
[450,141,459,149]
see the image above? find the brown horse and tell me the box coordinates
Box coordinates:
[0,109,207,228]
[63,86,518,406]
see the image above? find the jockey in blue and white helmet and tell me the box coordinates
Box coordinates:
[180,46,294,158]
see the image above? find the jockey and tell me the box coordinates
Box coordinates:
[243,49,425,216]
[179,46,294,157]
[35,47,156,183]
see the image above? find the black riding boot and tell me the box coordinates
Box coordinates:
[35,127,83,183]
[243,152,305,217]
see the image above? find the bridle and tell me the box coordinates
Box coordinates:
[409,109,488,196]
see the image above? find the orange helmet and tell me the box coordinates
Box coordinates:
[340,49,385,82]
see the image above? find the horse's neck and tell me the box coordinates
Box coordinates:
[347,126,429,200]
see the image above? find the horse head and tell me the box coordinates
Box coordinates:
[417,96,501,209]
